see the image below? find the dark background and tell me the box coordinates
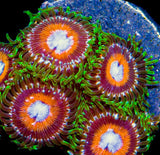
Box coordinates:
[0,0,159,154]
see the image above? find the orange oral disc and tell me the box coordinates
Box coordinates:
[0,51,9,83]
[106,53,129,87]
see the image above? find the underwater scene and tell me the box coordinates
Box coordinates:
[0,0,160,154]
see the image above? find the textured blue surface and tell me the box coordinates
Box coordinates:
[42,0,160,116]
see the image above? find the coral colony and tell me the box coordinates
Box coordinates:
[0,6,159,154]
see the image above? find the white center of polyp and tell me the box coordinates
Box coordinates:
[47,30,73,54]
[110,61,123,82]
[27,100,50,122]
[0,61,5,75]
[99,129,122,153]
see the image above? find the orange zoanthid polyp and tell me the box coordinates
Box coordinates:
[78,108,150,155]
[24,7,95,74]
[0,76,79,149]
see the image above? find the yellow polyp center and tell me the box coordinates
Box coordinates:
[0,51,9,83]
[91,124,131,155]
[39,23,79,60]
[106,53,129,87]
[20,93,60,131]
